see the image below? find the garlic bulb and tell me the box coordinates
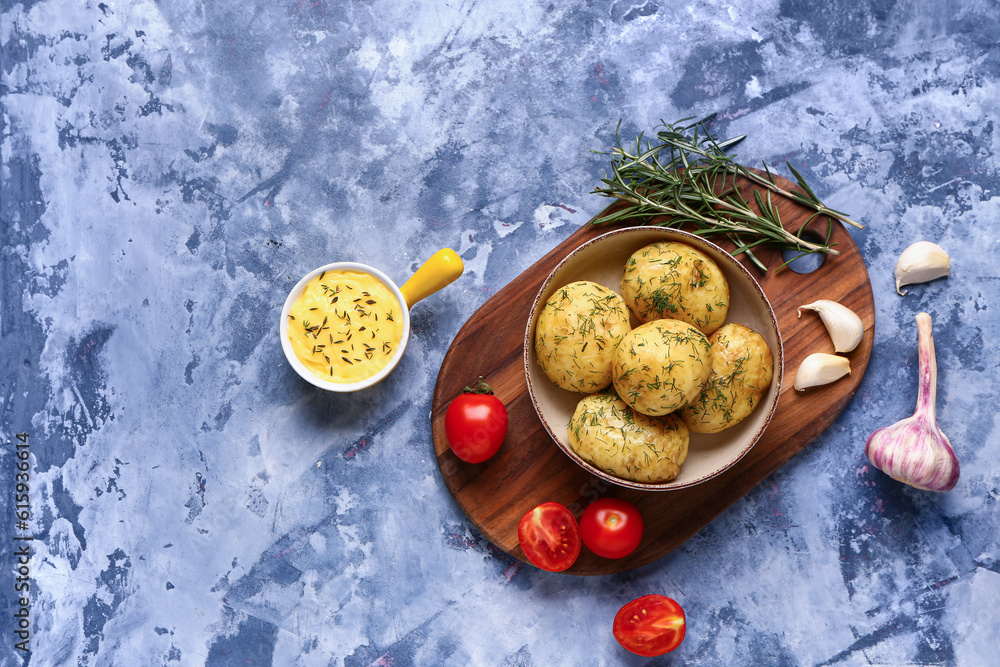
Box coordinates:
[797,300,864,353]
[794,353,851,391]
[865,312,959,491]
[895,241,950,295]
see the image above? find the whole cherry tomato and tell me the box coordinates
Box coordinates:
[613,594,686,657]
[444,378,508,463]
[579,497,643,559]
[517,502,581,572]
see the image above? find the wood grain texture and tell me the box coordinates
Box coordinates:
[431,172,874,576]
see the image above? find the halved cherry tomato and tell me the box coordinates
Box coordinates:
[613,594,686,657]
[517,502,581,572]
[445,378,508,464]
[580,497,643,559]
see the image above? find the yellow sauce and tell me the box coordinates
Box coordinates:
[287,270,405,383]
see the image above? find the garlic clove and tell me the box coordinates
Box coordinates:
[865,312,959,491]
[895,241,950,295]
[797,300,864,353]
[793,353,851,391]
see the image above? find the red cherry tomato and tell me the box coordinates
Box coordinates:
[517,502,581,572]
[444,379,508,464]
[580,498,643,559]
[613,594,686,657]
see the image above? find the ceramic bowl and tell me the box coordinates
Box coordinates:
[281,249,463,392]
[523,227,783,491]
[280,262,410,393]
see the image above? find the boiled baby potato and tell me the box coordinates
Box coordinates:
[568,391,689,484]
[679,322,774,433]
[612,319,713,416]
[620,241,729,335]
[534,280,632,393]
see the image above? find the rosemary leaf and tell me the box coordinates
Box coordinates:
[592,115,863,271]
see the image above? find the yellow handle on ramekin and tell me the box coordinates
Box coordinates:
[399,248,464,308]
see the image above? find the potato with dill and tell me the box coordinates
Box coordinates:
[621,241,729,335]
[568,391,689,483]
[612,319,713,416]
[534,281,632,393]
[679,323,774,433]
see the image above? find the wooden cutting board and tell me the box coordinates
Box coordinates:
[430,172,874,576]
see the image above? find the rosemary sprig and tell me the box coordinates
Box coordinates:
[591,114,863,271]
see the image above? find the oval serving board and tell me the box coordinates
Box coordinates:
[431,172,874,576]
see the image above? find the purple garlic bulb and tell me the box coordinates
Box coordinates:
[865,312,959,492]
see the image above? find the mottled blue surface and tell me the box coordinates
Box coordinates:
[2,0,998,665]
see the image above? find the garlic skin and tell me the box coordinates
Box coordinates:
[895,241,950,295]
[797,300,864,353]
[865,312,959,492]
[794,353,851,391]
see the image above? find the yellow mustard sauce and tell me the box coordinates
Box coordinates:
[287,270,405,383]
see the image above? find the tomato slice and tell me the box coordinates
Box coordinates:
[580,497,643,559]
[613,594,686,657]
[517,502,581,572]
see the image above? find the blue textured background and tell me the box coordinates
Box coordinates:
[2,1,998,665]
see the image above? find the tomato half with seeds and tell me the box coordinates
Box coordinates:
[580,497,643,559]
[517,502,581,572]
[613,594,686,657]
[445,379,508,464]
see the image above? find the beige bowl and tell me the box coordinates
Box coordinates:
[523,227,784,491]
